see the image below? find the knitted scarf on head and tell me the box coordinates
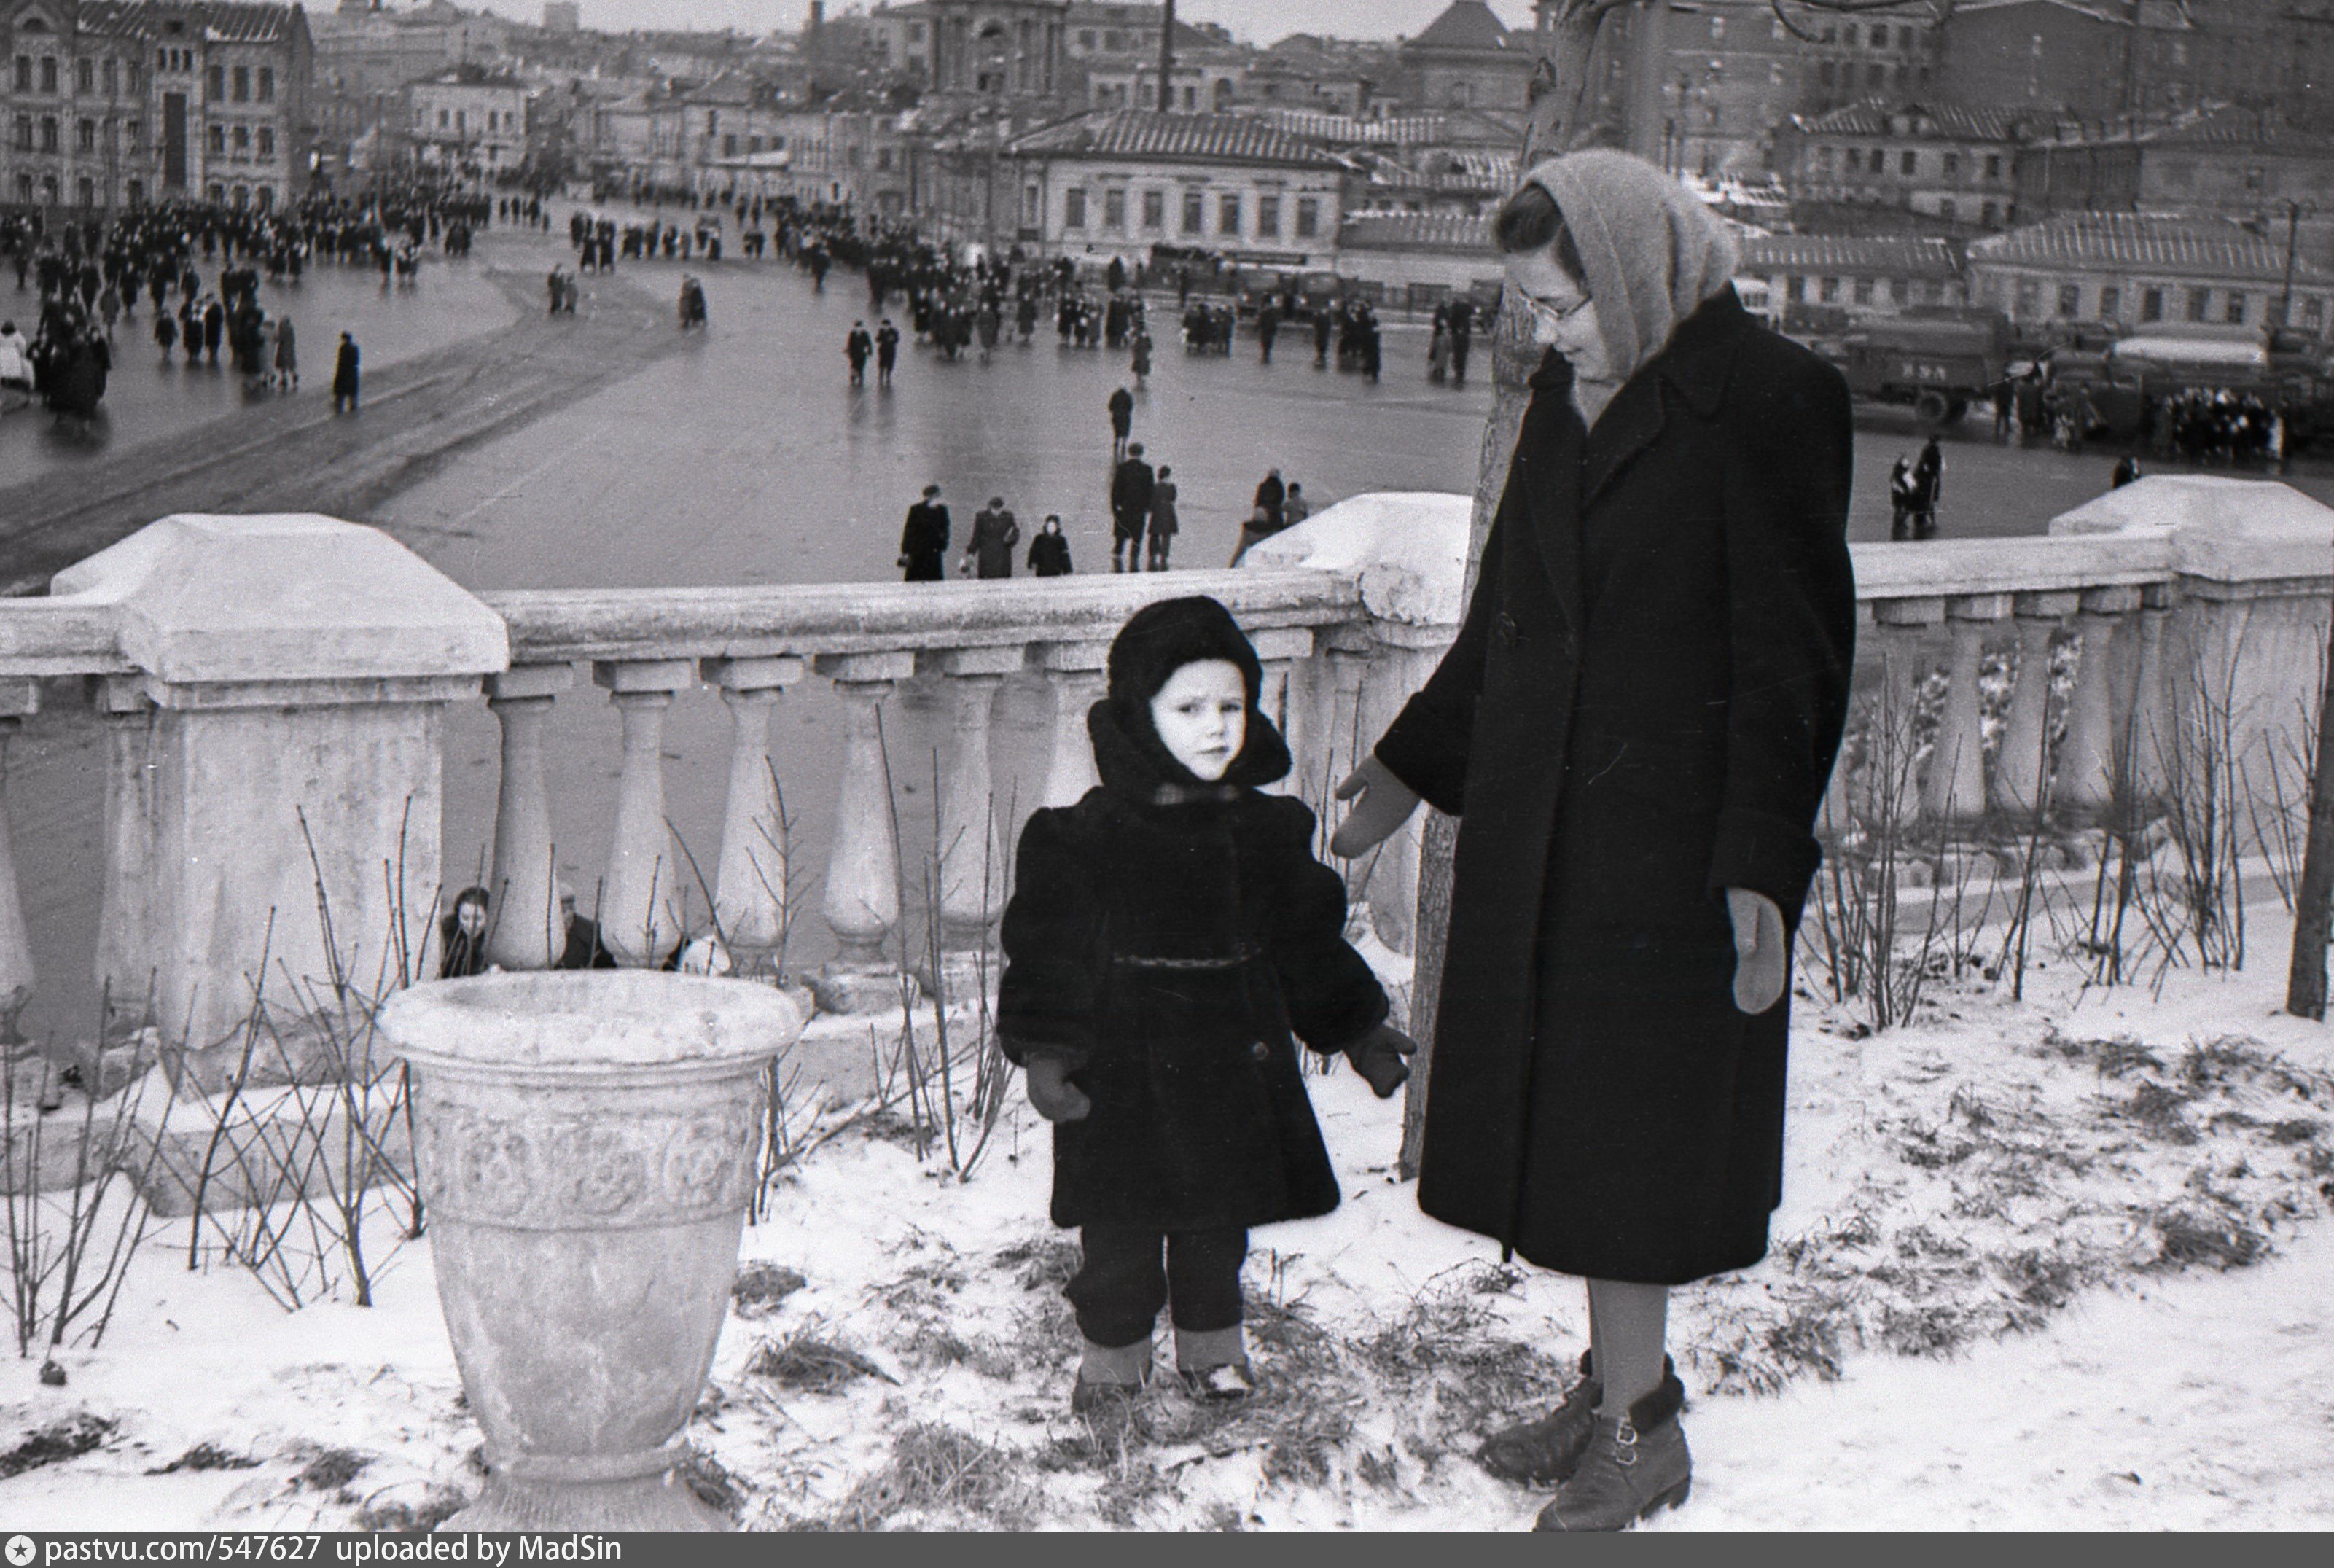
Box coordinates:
[1517,149,1740,414]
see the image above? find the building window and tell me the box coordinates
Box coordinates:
[1853,277,1874,305]
[1890,277,1910,305]
[1985,154,2002,180]
[233,124,249,157]
[77,176,93,206]
[1942,152,1959,178]
[258,66,273,102]
[207,123,224,154]
[1901,149,1917,176]
[1219,193,1241,235]
[1104,187,1125,228]
[1257,195,1280,238]
[9,115,28,151]
[2226,292,2247,324]
[257,126,273,160]
[2058,282,2081,316]
[39,116,58,152]
[208,65,223,99]
[1819,61,1835,87]
[1843,148,1859,174]
[439,109,450,129]
[1295,196,1319,238]
[722,133,737,155]
[40,56,57,93]
[2304,295,2325,329]
[2187,286,2210,322]
[2142,286,2164,322]
[2015,276,2041,316]
[12,56,27,93]
[1939,198,1956,222]
[1182,189,1203,234]
[1819,276,1841,303]
[77,58,93,93]
[232,66,249,102]
[1022,184,1040,225]
[1787,275,1806,303]
[2099,286,2120,318]
[878,147,893,171]
[1141,189,1164,229]
[76,117,94,151]
[127,178,143,206]
[1063,187,1086,228]
[104,58,116,94]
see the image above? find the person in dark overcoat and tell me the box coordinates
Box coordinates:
[1109,442,1153,573]
[1028,513,1073,577]
[963,496,1020,579]
[1332,151,1854,1532]
[897,483,950,581]
[999,597,1415,1411]
[332,332,360,414]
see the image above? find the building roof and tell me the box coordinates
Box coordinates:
[2133,104,2334,156]
[53,1,303,44]
[1009,111,1344,168]
[1247,106,1523,149]
[1741,235,1964,278]
[1406,1,1517,55]
[201,2,305,45]
[1950,0,2196,27]
[1792,101,2032,143]
[1967,212,2333,283]
[1337,211,1494,254]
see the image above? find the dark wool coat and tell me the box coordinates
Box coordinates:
[899,500,950,581]
[1375,288,1855,1285]
[999,705,1389,1232]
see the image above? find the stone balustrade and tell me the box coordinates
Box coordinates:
[0,480,2329,1102]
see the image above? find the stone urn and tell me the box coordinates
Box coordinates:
[379,971,803,1532]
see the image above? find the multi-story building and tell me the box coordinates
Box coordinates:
[2013,106,2334,233]
[1965,210,2334,337]
[1737,234,1970,321]
[2,0,313,213]
[1779,103,2030,229]
[706,107,916,213]
[866,1,1069,107]
[1256,107,1520,217]
[1240,34,1390,117]
[934,109,1344,263]
[1396,0,1538,114]
[1932,0,2316,125]
[405,64,526,174]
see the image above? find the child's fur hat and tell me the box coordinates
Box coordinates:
[1106,596,1262,709]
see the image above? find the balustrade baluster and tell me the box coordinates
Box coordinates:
[593,659,695,968]
[93,676,155,1037]
[1322,629,1371,796]
[1994,593,2079,817]
[484,664,574,972]
[2123,586,2176,808]
[2059,587,2139,816]
[1868,598,1943,826]
[1249,628,1315,797]
[933,649,1020,982]
[705,656,805,977]
[1924,594,2007,823]
[813,651,918,1014]
[0,681,36,1048]
[1036,643,1110,809]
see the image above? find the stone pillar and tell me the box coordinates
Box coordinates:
[934,647,1019,983]
[812,651,916,1015]
[705,656,804,978]
[1036,642,1110,809]
[1249,626,1316,800]
[484,664,574,972]
[1994,593,2077,817]
[2059,588,2139,816]
[50,515,508,1092]
[1869,598,1943,827]
[1924,594,2007,824]
[0,681,36,1048]
[594,659,695,970]
[92,675,156,1038]
[2123,587,2176,808]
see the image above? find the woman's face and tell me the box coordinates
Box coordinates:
[1149,660,1248,783]
[1507,243,1612,383]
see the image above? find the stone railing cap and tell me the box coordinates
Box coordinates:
[2049,475,2334,585]
[1238,491,1471,628]
[50,514,510,686]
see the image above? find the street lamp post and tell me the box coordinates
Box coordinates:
[2275,197,2309,329]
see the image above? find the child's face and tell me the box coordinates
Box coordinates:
[1150,660,1248,782]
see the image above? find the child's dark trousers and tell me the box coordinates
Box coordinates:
[1067,1225,1248,1349]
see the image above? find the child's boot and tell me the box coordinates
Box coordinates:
[1531,1375,1691,1532]
[1070,1335,1152,1413]
[1174,1325,1254,1401]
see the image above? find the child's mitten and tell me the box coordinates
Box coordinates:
[1343,1023,1418,1099]
[1023,1055,1092,1123]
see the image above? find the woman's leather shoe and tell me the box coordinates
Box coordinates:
[1531,1376,1691,1532]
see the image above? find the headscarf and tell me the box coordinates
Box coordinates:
[1515,149,1740,384]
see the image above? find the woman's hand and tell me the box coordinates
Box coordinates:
[1023,1056,1091,1123]
[1725,888,1787,1014]
[1330,756,1422,859]
[1343,1023,1419,1099]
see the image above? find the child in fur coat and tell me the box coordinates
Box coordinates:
[997,596,1418,1409]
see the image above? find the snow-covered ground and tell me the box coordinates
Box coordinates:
[3,905,2330,1532]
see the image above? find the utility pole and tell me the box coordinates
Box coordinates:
[2277,197,2303,328]
[1159,0,1176,112]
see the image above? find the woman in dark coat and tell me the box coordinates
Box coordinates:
[1028,514,1074,577]
[332,332,360,414]
[999,597,1413,1408]
[438,886,492,978]
[1334,151,1855,1531]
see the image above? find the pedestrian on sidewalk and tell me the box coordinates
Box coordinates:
[899,483,951,582]
[964,496,1021,579]
[1110,442,1154,574]
[1910,434,1943,540]
[1888,454,1916,540]
[1146,466,1179,572]
[273,316,297,391]
[1107,384,1135,459]
[2111,453,2142,489]
[332,331,359,415]
[876,319,899,386]
[1029,514,1074,577]
[1282,483,1311,528]
[1252,469,1285,531]
[846,320,873,386]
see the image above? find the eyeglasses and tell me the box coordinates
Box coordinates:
[1518,289,1593,329]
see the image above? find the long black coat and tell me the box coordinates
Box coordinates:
[1375,288,1855,1284]
[999,705,1389,1231]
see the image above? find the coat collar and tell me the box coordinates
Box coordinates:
[1580,285,1749,507]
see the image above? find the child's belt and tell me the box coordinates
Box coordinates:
[1110,945,1261,972]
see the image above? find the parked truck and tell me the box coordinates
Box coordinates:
[1827,311,2014,425]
